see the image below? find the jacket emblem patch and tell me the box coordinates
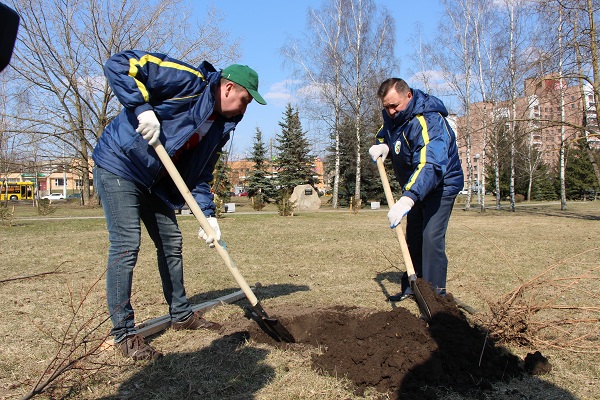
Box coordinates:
[394,140,401,155]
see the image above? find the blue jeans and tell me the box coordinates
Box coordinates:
[94,166,193,342]
[403,193,456,295]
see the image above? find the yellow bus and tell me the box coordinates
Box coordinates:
[0,181,35,201]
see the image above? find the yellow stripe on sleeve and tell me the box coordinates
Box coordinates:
[404,115,430,191]
[376,124,385,143]
[128,54,205,103]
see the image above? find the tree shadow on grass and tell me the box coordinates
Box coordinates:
[513,205,600,220]
[100,332,272,400]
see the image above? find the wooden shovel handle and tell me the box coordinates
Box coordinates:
[152,142,259,306]
[376,157,417,278]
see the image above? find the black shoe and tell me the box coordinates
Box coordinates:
[387,293,414,302]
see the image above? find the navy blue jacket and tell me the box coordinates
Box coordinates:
[93,50,242,216]
[376,89,463,202]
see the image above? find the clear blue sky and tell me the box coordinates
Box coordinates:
[194,1,443,159]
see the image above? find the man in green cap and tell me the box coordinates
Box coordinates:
[92,50,266,361]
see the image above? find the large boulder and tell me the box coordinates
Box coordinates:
[290,184,321,211]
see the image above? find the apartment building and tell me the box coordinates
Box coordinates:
[455,75,599,189]
[227,158,326,194]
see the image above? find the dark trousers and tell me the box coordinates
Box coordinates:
[402,193,456,295]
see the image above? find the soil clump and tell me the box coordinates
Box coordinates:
[225,284,523,399]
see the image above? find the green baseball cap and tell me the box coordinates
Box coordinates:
[222,64,267,105]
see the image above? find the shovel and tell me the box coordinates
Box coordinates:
[153,142,295,343]
[376,157,432,321]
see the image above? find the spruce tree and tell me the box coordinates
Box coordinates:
[531,161,558,201]
[562,143,599,200]
[246,128,275,210]
[274,104,317,191]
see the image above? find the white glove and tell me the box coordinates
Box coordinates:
[135,110,161,146]
[198,217,221,247]
[388,196,414,228]
[369,144,389,162]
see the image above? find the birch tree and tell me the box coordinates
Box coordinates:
[507,2,519,211]
[532,0,600,207]
[4,0,240,205]
[573,9,600,190]
[560,0,600,189]
[431,0,478,210]
[495,0,536,211]
[341,0,395,209]
[0,67,30,201]
[283,0,345,208]
[558,6,568,209]
[530,0,570,208]
[579,0,600,158]
[471,0,503,211]
[283,0,395,210]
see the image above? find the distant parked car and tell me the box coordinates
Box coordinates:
[42,193,65,200]
[67,193,81,199]
[238,192,248,196]
[459,186,481,195]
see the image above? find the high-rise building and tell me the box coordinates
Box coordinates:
[455,75,598,190]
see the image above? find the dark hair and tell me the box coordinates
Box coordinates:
[377,78,410,99]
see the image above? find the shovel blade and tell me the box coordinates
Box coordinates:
[247,303,295,343]
[409,277,432,322]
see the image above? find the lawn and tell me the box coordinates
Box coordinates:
[0,199,598,399]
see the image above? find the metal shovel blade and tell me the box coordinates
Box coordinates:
[409,276,432,322]
[247,302,295,343]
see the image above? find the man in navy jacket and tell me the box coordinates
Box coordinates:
[369,78,463,301]
[93,50,266,360]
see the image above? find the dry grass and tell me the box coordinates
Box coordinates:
[0,199,598,399]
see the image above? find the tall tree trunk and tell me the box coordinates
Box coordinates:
[79,133,91,205]
[354,112,362,209]
[583,0,600,188]
[494,147,502,209]
[480,108,487,212]
[575,27,600,190]
[508,3,517,212]
[558,6,567,210]
[332,117,340,208]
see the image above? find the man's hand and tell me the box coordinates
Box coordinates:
[369,144,389,162]
[198,217,221,248]
[135,110,161,146]
[388,196,414,228]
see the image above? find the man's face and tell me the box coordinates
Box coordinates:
[381,88,412,118]
[215,81,253,118]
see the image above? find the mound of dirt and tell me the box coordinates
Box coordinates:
[226,283,523,399]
